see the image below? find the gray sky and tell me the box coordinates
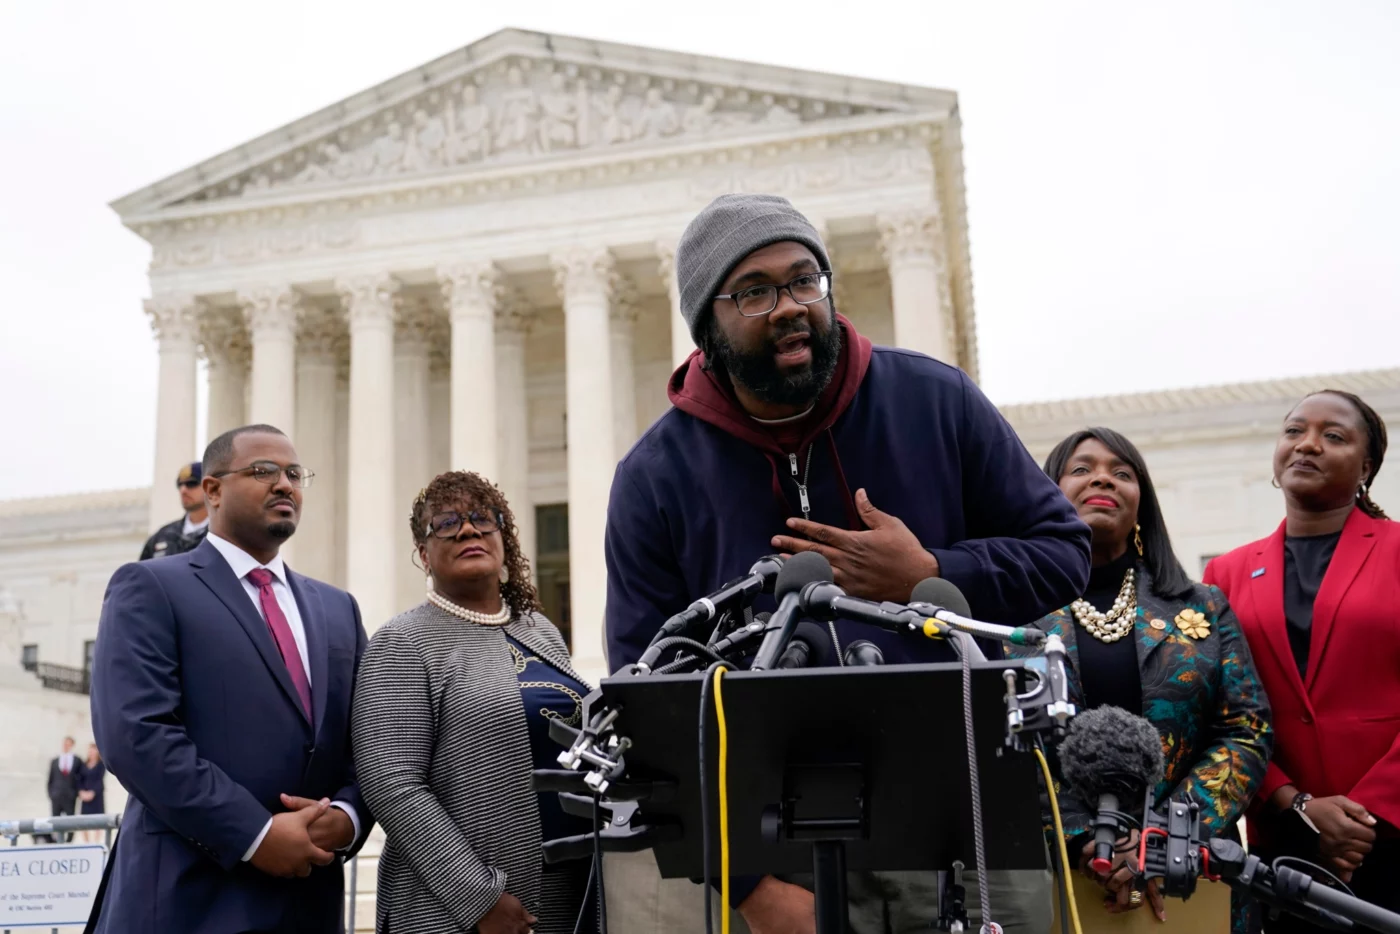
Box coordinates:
[2,0,1398,501]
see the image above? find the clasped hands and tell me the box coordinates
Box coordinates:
[1080,831,1167,922]
[249,793,356,879]
[770,489,938,601]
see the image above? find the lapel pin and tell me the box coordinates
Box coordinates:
[1251,567,1266,578]
[1149,618,1167,631]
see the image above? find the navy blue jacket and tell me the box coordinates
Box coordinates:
[605,345,1092,671]
[89,538,370,934]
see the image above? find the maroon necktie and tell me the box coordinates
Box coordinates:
[246,568,312,719]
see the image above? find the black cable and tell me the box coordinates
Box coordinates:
[699,660,725,934]
[593,793,608,934]
[649,636,729,669]
[1271,856,1355,895]
[573,853,597,934]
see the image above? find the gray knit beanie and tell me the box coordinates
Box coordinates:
[676,194,831,347]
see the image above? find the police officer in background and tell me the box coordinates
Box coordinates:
[139,462,210,560]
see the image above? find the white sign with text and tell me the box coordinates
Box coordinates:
[0,844,106,928]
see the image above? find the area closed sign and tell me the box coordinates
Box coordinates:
[0,844,105,927]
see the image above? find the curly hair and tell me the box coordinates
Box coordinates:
[410,471,543,618]
[1303,390,1389,519]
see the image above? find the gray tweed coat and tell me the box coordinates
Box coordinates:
[351,602,589,934]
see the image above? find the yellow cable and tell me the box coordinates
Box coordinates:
[1035,746,1085,934]
[713,666,731,934]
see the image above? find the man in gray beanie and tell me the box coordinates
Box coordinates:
[602,194,1090,934]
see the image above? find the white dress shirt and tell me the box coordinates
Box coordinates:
[58,752,75,774]
[204,533,359,859]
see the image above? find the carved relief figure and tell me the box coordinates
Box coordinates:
[494,66,540,155]
[537,73,580,152]
[374,122,409,174]
[634,87,680,140]
[589,85,630,147]
[449,84,492,163]
[411,109,449,169]
[682,94,719,135]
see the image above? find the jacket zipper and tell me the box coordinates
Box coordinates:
[787,445,842,664]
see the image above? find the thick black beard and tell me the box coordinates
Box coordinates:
[267,521,297,541]
[709,317,842,407]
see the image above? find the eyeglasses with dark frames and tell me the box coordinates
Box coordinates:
[714,271,832,318]
[424,510,503,539]
[211,461,314,489]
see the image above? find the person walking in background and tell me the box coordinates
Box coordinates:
[45,735,82,843]
[1205,391,1400,929]
[1014,428,1272,932]
[78,743,106,843]
[90,424,372,934]
[353,471,595,934]
[139,461,211,560]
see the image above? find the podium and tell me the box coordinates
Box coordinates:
[591,660,1048,932]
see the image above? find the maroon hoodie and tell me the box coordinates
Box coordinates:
[667,314,873,530]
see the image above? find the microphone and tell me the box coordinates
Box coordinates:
[798,580,934,632]
[908,578,1046,647]
[750,552,833,671]
[1058,706,1165,876]
[638,555,785,669]
[776,621,831,669]
[842,640,884,666]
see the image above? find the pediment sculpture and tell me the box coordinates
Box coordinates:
[200,59,882,203]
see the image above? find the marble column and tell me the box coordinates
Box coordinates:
[199,307,249,441]
[496,304,535,573]
[428,341,452,479]
[877,208,955,363]
[551,246,617,676]
[292,306,341,584]
[394,296,435,614]
[239,286,300,436]
[610,279,640,457]
[439,262,501,480]
[657,238,692,370]
[332,367,350,589]
[337,273,398,632]
[145,296,199,532]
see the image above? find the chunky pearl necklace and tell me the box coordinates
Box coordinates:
[426,589,512,626]
[1071,568,1136,643]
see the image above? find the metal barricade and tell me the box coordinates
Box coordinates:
[0,814,120,934]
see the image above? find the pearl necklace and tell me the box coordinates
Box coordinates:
[426,589,512,626]
[1071,568,1136,643]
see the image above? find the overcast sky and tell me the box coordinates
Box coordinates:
[2,1,1397,501]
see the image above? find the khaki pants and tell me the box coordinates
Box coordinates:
[603,851,1052,934]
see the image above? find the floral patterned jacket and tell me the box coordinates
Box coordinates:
[1011,566,1274,843]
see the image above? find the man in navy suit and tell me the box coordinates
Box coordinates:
[90,424,372,933]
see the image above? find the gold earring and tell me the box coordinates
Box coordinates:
[1134,524,1144,557]
[499,565,509,584]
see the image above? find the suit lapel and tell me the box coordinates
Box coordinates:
[1306,509,1377,691]
[1243,524,1310,705]
[287,570,327,733]
[189,540,310,727]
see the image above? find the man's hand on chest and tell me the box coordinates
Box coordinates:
[770,488,940,602]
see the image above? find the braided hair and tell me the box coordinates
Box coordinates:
[410,471,543,617]
[1308,390,1389,520]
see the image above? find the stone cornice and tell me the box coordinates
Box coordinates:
[110,29,956,220]
[0,487,150,518]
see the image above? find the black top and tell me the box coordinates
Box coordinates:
[1283,531,1341,679]
[1075,550,1143,716]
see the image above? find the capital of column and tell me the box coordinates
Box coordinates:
[238,286,300,338]
[393,294,438,355]
[494,290,536,337]
[654,237,678,283]
[336,274,399,332]
[611,276,640,326]
[877,208,943,265]
[438,261,502,323]
[297,304,344,364]
[551,246,618,307]
[144,294,199,349]
[198,305,251,370]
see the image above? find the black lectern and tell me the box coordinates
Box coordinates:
[594,660,1046,933]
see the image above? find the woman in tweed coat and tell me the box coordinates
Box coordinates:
[353,471,595,934]
[1011,428,1272,932]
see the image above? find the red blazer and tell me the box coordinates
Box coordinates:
[1204,509,1400,834]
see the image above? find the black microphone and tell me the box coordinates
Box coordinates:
[798,580,926,630]
[776,621,831,669]
[842,640,884,666]
[750,552,833,671]
[638,555,785,669]
[909,578,1045,647]
[1058,706,1165,876]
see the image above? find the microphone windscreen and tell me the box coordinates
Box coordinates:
[911,577,972,618]
[1058,706,1165,804]
[774,551,833,600]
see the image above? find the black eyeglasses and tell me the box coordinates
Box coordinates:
[211,461,314,489]
[425,510,503,539]
[714,271,832,317]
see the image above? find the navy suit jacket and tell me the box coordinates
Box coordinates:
[89,538,371,934]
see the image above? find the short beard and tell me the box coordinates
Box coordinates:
[707,314,842,407]
[267,521,297,541]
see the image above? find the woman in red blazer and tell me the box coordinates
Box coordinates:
[1205,389,1397,927]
